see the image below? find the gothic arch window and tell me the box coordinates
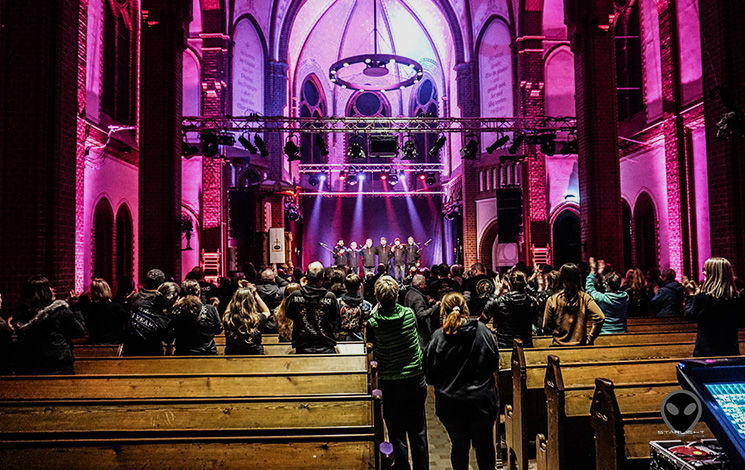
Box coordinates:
[102,0,134,124]
[552,208,581,268]
[634,192,658,272]
[345,92,391,163]
[622,199,633,271]
[410,78,439,162]
[93,198,114,283]
[615,0,643,120]
[116,204,133,282]
[298,75,327,164]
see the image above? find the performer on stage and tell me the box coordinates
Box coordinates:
[346,241,361,275]
[405,236,421,272]
[392,238,407,282]
[375,237,392,274]
[332,239,347,267]
[361,239,376,276]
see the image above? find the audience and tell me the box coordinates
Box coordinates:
[424,292,498,470]
[285,261,341,354]
[585,258,629,334]
[462,263,495,319]
[275,283,301,343]
[684,257,743,357]
[427,263,461,301]
[482,270,536,348]
[337,274,372,342]
[622,268,650,316]
[651,268,685,316]
[82,278,128,344]
[171,280,224,355]
[222,283,271,355]
[12,276,86,374]
[543,263,605,346]
[366,276,429,470]
[404,274,440,349]
[122,275,177,356]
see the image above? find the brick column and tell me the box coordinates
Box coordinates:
[698,1,745,271]
[0,0,79,306]
[565,0,624,269]
[139,0,190,280]
[266,61,289,183]
[456,62,479,267]
[516,9,549,257]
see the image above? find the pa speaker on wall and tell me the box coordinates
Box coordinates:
[496,187,522,243]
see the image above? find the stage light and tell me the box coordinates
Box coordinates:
[284,135,301,161]
[254,134,269,157]
[425,173,436,185]
[182,135,199,158]
[339,171,347,181]
[380,172,387,181]
[401,135,417,160]
[429,135,446,157]
[348,142,365,160]
[388,171,399,185]
[201,130,218,158]
[560,132,578,155]
[315,134,329,156]
[309,175,320,186]
[357,172,365,181]
[239,133,258,154]
[419,172,426,181]
[486,134,510,154]
[320,173,327,182]
[508,134,525,154]
[217,133,235,146]
[539,132,557,156]
[460,135,479,160]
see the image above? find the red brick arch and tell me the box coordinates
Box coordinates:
[478,220,499,271]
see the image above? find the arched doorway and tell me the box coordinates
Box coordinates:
[116,204,133,283]
[634,192,658,272]
[622,200,632,272]
[552,209,581,268]
[93,198,114,282]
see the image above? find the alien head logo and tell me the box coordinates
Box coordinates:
[661,390,702,436]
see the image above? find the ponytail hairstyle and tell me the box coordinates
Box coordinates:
[173,279,202,319]
[223,287,262,342]
[441,292,471,335]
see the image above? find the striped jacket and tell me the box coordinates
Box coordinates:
[366,303,423,380]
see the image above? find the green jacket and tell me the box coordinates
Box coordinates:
[366,303,423,380]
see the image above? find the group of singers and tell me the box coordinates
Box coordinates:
[330,237,424,282]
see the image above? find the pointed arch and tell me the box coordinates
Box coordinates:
[93,198,114,283]
[634,191,658,271]
[115,203,134,282]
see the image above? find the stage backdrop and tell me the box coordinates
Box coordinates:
[301,195,443,270]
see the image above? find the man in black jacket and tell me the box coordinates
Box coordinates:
[463,263,495,318]
[332,240,347,268]
[651,268,685,316]
[361,239,377,276]
[346,241,361,275]
[405,236,421,272]
[256,269,288,313]
[285,261,341,354]
[392,238,407,283]
[375,237,392,274]
[404,274,440,349]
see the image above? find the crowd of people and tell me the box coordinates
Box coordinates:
[0,255,742,470]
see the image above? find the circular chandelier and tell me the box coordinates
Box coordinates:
[329,0,424,92]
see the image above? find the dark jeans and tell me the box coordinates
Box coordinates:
[437,397,497,470]
[379,375,429,470]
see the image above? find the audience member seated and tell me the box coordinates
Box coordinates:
[428,263,461,301]
[112,275,135,307]
[122,273,176,356]
[222,282,271,355]
[82,278,128,344]
[337,274,372,342]
[542,263,605,346]
[12,276,86,374]
[585,258,629,334]
[285,262,340,354]
[462,263,495,319]
[651,268,685,316]
[529,269,559,335]
[275,283,301,343]
[366,276,429,470]
[622,267,651,316]
[481,270,537,348]
[404,274,440,350]
[425,292,498,470]
[256,268,288,313]
[171,279,224,355]
[684,257,743,357]
[185,266,218,306]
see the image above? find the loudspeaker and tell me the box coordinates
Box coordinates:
[496,187,522,243]
[228,189,256,241]
[268,228,286,264]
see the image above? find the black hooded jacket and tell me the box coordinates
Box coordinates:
[404,285,439,348]
[482,290,537,348]
[685,293,744,357]
[122,289,173,356]
[424,319,499,420]
[285,284,340,350]
[82,300,129,344]
[256,281,286,312]
[12,300,86,375]
[171,297,223,355]
[651,280,685,316]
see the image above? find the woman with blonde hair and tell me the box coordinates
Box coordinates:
[424,292,499,470]
[622,268,650,316]
[275,283,301,342]
[222,283,270,355]
[684,257,742,357]
[83,278,128,344]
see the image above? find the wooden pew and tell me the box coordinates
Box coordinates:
[590,377,712,470]
[504,340,744,470]
[74,341,365,358]
[536,355,713,470]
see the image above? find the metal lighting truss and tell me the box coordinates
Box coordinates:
[182,116,576,134]
[298,163,444,174]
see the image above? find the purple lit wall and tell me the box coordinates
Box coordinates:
[300,195,443,269]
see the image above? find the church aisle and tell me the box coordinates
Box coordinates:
[425,385,479,469]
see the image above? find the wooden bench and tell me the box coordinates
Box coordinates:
[504,340,744,470]
[74,341,365,358]
[590,377,712,470]
[536,355,714,470]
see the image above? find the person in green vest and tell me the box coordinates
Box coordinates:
[366,276,429,470]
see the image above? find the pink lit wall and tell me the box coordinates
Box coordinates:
[546,155,579,216]
[83,154,139,291]
[675,0,703,103]
[640,0,663,120]
[691,125,710,278]
[182,48,202,281]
